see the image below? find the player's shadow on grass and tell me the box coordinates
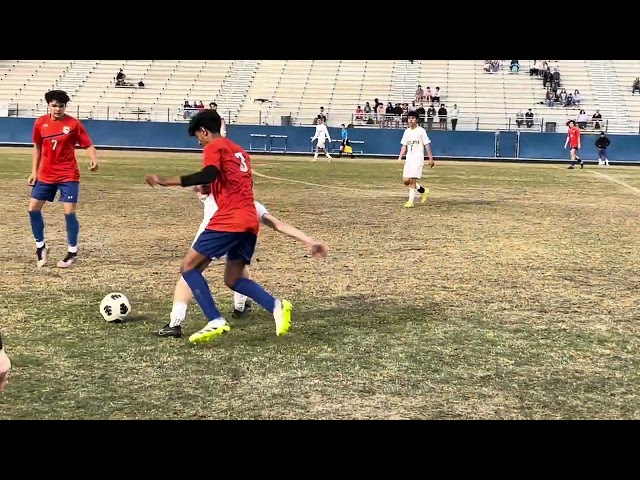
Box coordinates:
[294,293,448,344]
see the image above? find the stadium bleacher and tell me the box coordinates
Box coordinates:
[1,59,639,133]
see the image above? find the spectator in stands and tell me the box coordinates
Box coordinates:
[373,98,382,113]
[426,104,436,131]
[525,109,534,128]
[559,88,568,107]
[592,110,603,130]
[416,85,425,103]
[184,100,191,108]
[573,89,582,106]
[416,103,425,127]
[633,78,640,94]
[450,104,459,130]
[565,92,575,107]
[432,87,441,104]
[438,104,448,130]
[425,87,432,103]
[318,106,327,123]
[545,89,555,107]
[209,102,217,110]
[138,80,145,88]
[355,105,363,123]
[376,102,385,125]
[116,69,125,81]
[576,109,589,129]
[515,110,524,128]
[483,60,492,73]
[552,68,561,86]
[393,103,403,128]
[529,60,538,77]
[363,102,372,122]
[510,60,520,73]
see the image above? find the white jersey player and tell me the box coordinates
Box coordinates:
[398,111,434,208]
[311,116,332,161]
[158,189,329,338]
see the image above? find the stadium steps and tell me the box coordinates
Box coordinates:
[584,60,634,133]
[215,60,261,123]
[54,61,101,101]
[389,60,419,104]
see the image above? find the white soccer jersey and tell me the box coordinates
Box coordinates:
[400,126,431,163]
[312,124,331,142]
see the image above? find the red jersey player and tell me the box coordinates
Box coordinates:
[28,90,99,268]
[564,120,583,169]
[145,109,292,344]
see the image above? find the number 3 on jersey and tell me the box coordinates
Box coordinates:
[235,152,248,172]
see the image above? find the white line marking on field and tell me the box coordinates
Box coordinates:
[592,170,640,197]
[252,170,389,192]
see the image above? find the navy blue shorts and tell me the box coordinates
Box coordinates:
[192,230,257,264]
[598,148,607,160]
[31,181,79,203]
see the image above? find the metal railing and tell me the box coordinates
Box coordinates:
[3,103,611,133]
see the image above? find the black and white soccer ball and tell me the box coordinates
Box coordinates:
[100,292,132,323]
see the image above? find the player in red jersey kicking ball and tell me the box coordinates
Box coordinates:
[145,109,292,344]
[28,90,99,268]
[565,120,583,169]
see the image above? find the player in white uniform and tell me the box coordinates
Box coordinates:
[311,116,332,161]
[398,111,434,208]
[158,189,328,338]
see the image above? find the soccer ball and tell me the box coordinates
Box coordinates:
[100,292,132,322]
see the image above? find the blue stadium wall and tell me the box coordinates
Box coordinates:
[1,117,638,163]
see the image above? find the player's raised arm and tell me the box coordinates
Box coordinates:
[261,213,328,258]
[146,144,221,187]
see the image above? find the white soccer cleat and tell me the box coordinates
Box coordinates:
[36,245,48,268]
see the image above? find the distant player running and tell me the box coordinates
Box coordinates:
[28,90,99,268]
[398,111,434,208]
[565,120,583,169]
[311,116,332,161]
[158,192,328,338]
[595,131,611,166]
[145,109,292,344]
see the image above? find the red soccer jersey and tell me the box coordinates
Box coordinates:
[203,137,259,234]
[567,126,581,148]
[32,114,93,184]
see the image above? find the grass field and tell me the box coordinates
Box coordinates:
[1,147,639,419]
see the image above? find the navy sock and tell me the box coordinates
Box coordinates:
[28,211,45,244]
[64,213,79,249]
[182,269,222,321]
[232,278,276,313]
[416,185,425,194]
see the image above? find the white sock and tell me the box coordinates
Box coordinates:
[408,188,416,203]
[169,302,188,327]
[36,240,45,248]
[208,317,227,328]
[234,291,248,311]
[68,245,78,254]
[314,151,319,160]
[325,152,332,159]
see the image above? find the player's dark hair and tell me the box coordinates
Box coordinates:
[44,90,70,105]
[407,111,418,119]
[188,109,222,137]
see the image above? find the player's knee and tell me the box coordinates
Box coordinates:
[403,179,411,186]
[28,200,43,212]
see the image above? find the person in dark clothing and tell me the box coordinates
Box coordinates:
[595,131,610,166]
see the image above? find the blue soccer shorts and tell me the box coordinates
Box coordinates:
[192,230,257,264]
[31,181,79,203]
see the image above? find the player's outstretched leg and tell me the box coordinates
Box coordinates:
[57,183,80,268]
[28,199,48,267]
[225,258,291,336]
[158,275,191,337]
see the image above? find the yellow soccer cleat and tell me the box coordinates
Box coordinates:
[404,201,414,208]
[421,187,430,203]
[273,299,292,336]
[188,320,231,344]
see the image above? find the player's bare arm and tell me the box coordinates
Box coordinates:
[261,213,328,258]
[426,143,435,167]
[28,143,42,185]
[398,145,407,163]
[145,165,219,187]
[85,145,99,172]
